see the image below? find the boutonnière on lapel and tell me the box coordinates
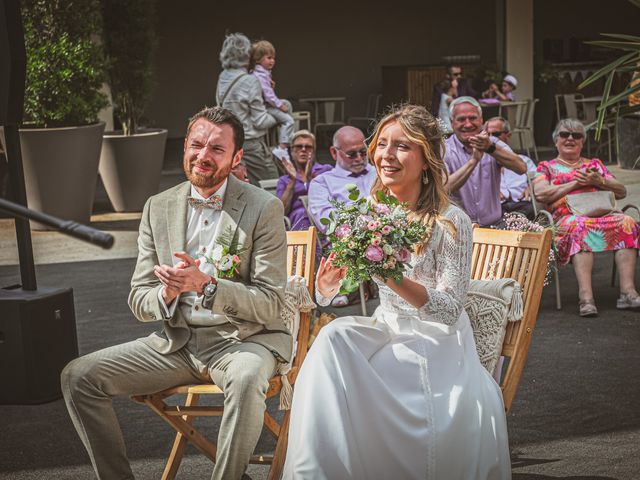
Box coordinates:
[201,226,247,279]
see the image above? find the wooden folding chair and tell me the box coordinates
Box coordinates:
[132,227,317,480]
[471,226,552,413]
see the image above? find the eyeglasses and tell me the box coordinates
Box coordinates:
[335,147,368,160]
[557,131,584,140]
[292,144,314,151]
[490,130,507,137]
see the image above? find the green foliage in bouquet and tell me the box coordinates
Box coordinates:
[21,0,108,127]
[321,185,427,287]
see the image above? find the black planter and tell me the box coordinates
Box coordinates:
[616,115,640,170]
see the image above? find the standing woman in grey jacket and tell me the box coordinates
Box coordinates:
[216,33,278,185]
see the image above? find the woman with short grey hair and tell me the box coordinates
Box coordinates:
[216,33,278,185]
[551,118,586,143]
[533,118,640,316]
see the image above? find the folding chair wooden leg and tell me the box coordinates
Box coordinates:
[138,393,219,466]
[162,392,202,480]
[267,410,292,480]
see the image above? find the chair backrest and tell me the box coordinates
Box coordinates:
[471,226,552,412]
[365,93,383,118]
[498,100,528,128]
[292,111,311,132]
[525,98,539,130]
[555,93,583,121]
[285,227,317,369]
[579,99,598,124]
[266,126,279,148]
[258,178,279,195]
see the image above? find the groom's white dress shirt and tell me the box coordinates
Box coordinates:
[159,180,228,325]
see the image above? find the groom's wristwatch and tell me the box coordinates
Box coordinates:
[200,276,218,309]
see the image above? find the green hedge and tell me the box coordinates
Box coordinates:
[22,0,108,127]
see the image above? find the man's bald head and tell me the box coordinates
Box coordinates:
[330,126,368,174]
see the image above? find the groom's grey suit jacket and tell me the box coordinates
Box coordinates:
[128,175,293,362]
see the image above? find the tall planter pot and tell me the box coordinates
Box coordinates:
[99,128,168,212]
[20,122,106,229]
[616,115,640,170]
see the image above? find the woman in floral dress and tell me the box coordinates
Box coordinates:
[533,118,640,316]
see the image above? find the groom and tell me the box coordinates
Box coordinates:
[61,106,291,480]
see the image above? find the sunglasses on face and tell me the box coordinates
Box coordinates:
[490,130,507,137]
[292,144,314,151]
[558,131,584,140]
[336,147,368,160]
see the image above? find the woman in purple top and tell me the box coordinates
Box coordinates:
[276,130,332,230]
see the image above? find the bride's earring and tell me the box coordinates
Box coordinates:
[422,169,429,185]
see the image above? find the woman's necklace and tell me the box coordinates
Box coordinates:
[556,156,582,169]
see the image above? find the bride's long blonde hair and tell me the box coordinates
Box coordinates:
[367,104,453,252]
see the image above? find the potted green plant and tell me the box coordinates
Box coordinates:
[98,0,167,212]
[579,0,640,168]
[20,0,108,227]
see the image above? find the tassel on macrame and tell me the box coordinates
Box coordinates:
[277,275,316,410]
[288,275,315,312]
[278,369,293,410]
[507,284,524,321]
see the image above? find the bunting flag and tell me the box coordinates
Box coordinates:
[564,69,626,82]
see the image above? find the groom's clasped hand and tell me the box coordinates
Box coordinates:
[153,251,208,304]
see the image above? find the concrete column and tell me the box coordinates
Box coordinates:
[505,0,534,101]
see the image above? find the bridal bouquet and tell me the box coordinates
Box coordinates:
[320,184,427,286]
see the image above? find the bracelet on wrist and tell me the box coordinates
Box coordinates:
[484,143,496,155]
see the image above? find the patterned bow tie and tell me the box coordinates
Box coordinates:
[349,168,368,178]
[188,195,223,210]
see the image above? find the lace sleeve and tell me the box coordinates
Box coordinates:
[418,207,472,325]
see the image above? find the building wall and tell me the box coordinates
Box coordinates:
[146,1,498,138]
[534,0,640,65]
[506,0,533,101]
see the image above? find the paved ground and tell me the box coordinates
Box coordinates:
[0,153,639,479]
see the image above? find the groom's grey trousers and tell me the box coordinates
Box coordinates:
[61,325,276,480]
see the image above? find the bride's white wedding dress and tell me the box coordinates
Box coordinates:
[282,205,511,480]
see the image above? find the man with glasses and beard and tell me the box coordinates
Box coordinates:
[307,126,376,233]
[61,106,291,480]
[444,97,526,227]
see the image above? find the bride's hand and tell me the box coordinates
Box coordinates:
[317,252,347,298]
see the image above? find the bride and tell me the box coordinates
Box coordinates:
[282,105,511,479]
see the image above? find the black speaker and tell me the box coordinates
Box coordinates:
[0,286,78,404]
